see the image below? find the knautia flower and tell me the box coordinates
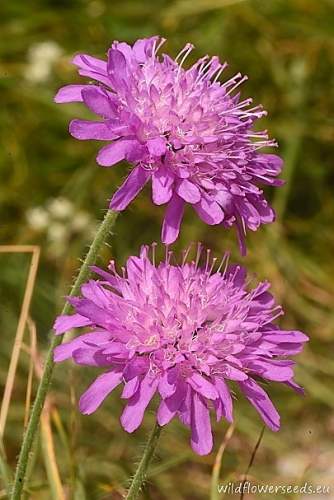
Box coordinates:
[55,37,283,253]
[53,245,308,455]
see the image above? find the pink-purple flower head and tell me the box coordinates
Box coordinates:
[55,37,283,254]
[53,244,308,455]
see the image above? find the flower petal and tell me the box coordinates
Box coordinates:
[53,331,111,362]
[152,166,174,205]
[193,197,224,225]
[120,375,159,432]
[161,194,185,244]
[214,377,233,422]
[53,313,91,335]
[176,179,201,203]
[96,139,137,167]
[147,137,166,157]
[110,166,151,210]
[54,84,88,103]
[188,373,218,400]
[72,54,110,86]
[157,380,187,426]
[121,376,140,399]
[190,392,213,455]
[69,120,120,141]
[81,86,117,119]
[239,378,280,431]
[79,369,123,414]
[158,367,178,398]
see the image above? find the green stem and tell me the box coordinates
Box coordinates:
[125,422,162,500]
[11,209,118,500]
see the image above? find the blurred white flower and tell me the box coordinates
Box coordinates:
[47,222,68,243]
[25,41,63,83]
[26,207,49,230]
[26,197,96,259]
[71,211,91,231]
[47,197,74,219]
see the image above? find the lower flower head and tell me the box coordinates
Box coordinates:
[54,244,308,455]
[55,37,283,253]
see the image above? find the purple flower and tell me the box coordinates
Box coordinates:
[55,37,283,253]
[53,245,308,455]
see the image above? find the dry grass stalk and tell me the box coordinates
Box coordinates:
[0,245,40,438]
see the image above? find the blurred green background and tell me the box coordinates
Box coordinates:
[1,0,334,498]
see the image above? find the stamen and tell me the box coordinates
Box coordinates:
[182,244,193,265]
[217,252,230,275]
[177,43,194,78]
[213,62,228,83]
[222,72,242,90]
[151,241,157,266]
[226,75,248,96]
[204,248,211,272]
[152,37,166,58]
[195,242,203,268]
[175,42,194,63]
[208,257,217,275]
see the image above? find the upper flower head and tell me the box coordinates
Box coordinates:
[55,37,283,253]
[54,244,308,455]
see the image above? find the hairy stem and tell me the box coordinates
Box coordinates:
[11,209,118,499]
[125,422,162,500]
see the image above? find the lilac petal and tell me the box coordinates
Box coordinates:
[244,358,295,382]
[96,139,137,167]
[81,280,111,308]
[72,346,112,366]
[224,363,248,381]
[54,84,88,103]
[69,120,120,141]
[126,255,147,282]
[158,367,178,398]
[73,298,113,327]
[107,49,129,87]
[176,179,201,203]
[157,380,187,426]
[90,265,122,288]
[72,53,107,72]
[121,376,140,399]
[53,313,91,335]
[285,379,305,395]
[214,377,233,422]
[120,375,159,432]
[193,197,224,225]
[264,330,309,344]
[113,41,133,62]
[147,137,166,157]
[239,378,280,431]
[123,357,149,381]
[178,385,192,427]
[161,194,185,244]
[214,398,224,421]
[81,87,116,119]
[72,54,110,86]
[236,219,247,257]
[262,154,284,175]
[54,331,111,362]
[152,166,174,205]
[190,391,213,455]
[188,373,218,400]
[110,166,151,210]
[132,37,159,63]
[157,400,176,426]
[79,369,123,414]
